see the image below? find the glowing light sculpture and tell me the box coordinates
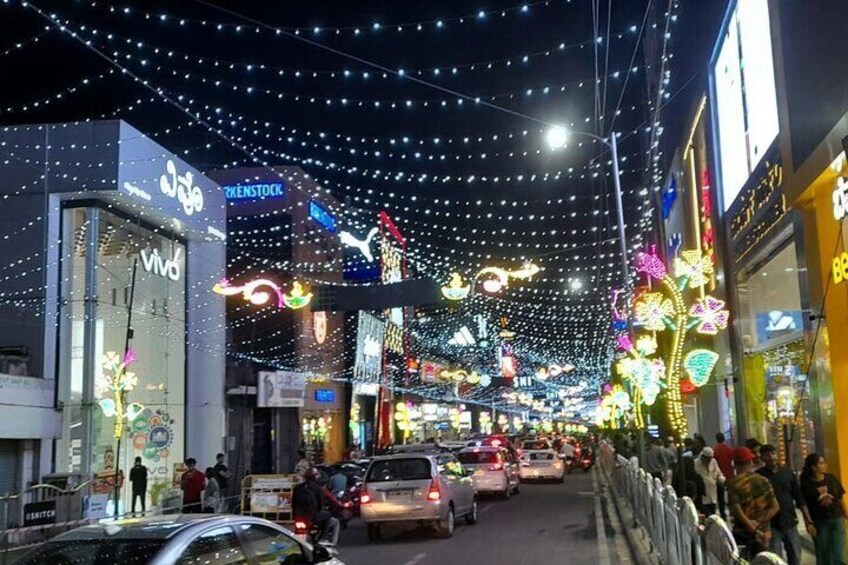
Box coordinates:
[683,349,720,387]
[624,248,730,438]
[213,278,285,308]
[283,281,313,309]
[441,272,471,300]
[98,350,144,439]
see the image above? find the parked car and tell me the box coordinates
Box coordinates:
[14,515,344,565]
[457,446,520,499]
[360,451,478,540]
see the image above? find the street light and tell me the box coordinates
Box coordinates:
[548,125,645,462]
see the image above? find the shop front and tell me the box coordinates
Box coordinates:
[8,121,228,514]
[789,151,848,480]
[302,381,345,463]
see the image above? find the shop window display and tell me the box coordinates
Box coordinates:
[57,207,185,514]
[737,241,814,468]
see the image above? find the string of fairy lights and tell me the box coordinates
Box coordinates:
[0,0,684,422]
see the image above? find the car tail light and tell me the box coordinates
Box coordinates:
[427,480,441,501]
[491,439,502,447]
[488,463,504,471]
[294,521,308,533]
[360,488,371,504]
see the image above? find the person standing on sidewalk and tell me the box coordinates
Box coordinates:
[694,447,725,517]
[645,437,671,482]
[728,447,780,559]
[800,453,848,565]
[129,456,149,514]
[714,433,735,519]
[757,444,811,565]
[180,458,206,513]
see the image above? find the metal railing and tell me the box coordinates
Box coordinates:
[599,443,787,565]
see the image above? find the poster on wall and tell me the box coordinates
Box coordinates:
[257,371,308,408]
[756,310,804,342]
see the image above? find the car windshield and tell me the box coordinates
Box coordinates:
[367,458,432,482]
[16,539,167,565]
[528,452,554,461]
[522,440,550,450]
[457,451,499,464]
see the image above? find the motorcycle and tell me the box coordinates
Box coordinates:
[580,454,594,472]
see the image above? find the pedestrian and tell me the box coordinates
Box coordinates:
[129,456,149,514]
[745,438,764,471]
[665,437,679,486]
[645,437,671,482]
[694,447,725,517]
[294,449,312,477]
[203,467,222,513]
[180,457,206,513]
[757,444,811,565]
[213,453,230,502]
[714,432,735,518]
[728,446,780,558]
[800,453,847,565]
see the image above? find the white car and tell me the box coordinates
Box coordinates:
[519,448,565,482]
[457,447,520,499]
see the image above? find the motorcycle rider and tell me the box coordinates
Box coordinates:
[561,440,576,472]
[292,468,342,546]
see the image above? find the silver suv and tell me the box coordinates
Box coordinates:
[360,451,478,540]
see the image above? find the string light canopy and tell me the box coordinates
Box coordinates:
[0,0,682,417]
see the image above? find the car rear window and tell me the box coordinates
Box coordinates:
[367,458,433,482]
[457,451,499,464]
[16,539,167,565]
[522,440,550,450]
[528,452,554,461]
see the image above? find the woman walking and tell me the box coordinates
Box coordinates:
[800,453,848,564]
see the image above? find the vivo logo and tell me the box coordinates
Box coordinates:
[140,248,181,281]
[160,159,204,216]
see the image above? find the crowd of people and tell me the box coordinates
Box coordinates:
[613,432,847,564]
[174,453,231,514]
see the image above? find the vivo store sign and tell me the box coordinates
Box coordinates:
[141,247,181,281]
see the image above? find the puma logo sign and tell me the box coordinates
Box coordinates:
[340,228,379,262]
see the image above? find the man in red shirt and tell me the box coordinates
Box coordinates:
[713,433,735,519]
[180,458,206,513]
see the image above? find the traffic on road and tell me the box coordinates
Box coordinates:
[13,434,597,565]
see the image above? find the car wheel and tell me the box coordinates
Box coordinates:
[503,482,511,500]
[436,506,455,538]
[466,499,478,525]
[366,523,382,542]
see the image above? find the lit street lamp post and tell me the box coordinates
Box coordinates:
[546,127,644,462]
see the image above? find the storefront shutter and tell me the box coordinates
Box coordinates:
[0,440,20,495]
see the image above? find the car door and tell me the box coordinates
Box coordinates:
[237,523,310,565]
[176,526,248,565]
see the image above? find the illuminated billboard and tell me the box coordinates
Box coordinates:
[710,0,779,211]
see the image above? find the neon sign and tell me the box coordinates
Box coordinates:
[309,200,337,233]
[833,251,848,284]
[223,182,285,200]
[700,170,715,263]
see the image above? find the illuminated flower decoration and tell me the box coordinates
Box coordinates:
[634,292,674,331]
[689,295,730,335]
[616,334,634,352]
[635,335,658,356]
[616,358,664,406]
[283,281,313,310]
[683,349,720,387]
[119,371,138,391]
[102,351,121,372]
[99,398,117,418]
[599,385,632,424]
[441,272,471,301]
[123,348,137,366]
[674,250,715,289]
[636,250,667,280]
